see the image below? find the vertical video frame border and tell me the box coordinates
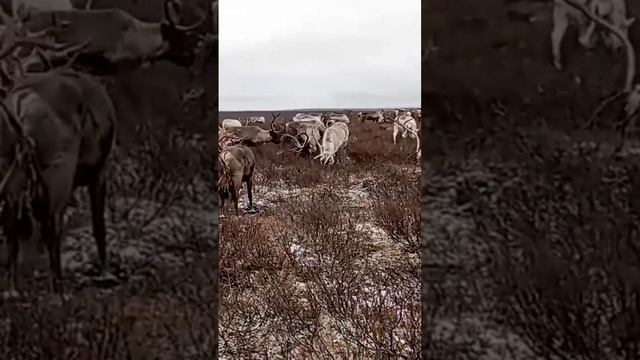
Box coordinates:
[0,0,219,358]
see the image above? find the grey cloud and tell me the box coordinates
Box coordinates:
[220,0,420,110]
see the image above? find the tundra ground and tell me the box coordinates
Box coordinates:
[218,116,421,358]
[425,1,640,359]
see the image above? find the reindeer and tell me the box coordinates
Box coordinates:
[279,125,315,155]
[279,118,325,154]
[357,110,384,123]
[392,116,421,161]
[280,132,310,154]
[393,112,418,145]
[222,117,266,130]
[218,145,255,216]
[321,112,350,126]
[225,125,282,147]
[221,118,242,130]
[241,115,265,124]
[16,0,215,75]
[11,0,73,16]
[293,113,321,122]
[224,113,284,147]
[0,66,116,295]
[0,15,117,294]
[314,122,349,165]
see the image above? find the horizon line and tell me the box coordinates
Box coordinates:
[219,106,422,112]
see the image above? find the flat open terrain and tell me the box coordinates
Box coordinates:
[425,1,640,359]
[219,112,421,358]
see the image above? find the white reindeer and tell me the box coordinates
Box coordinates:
[393,112,418,145]
[248,115,265,124]
[221,118,242,130]
[392,116,421,161]
[314,122,349,165]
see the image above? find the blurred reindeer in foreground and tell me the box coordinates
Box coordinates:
[0,0,218,296]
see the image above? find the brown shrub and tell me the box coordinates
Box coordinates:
[469,132,640,359]
[219,117,420,357]
[370,168,421,254]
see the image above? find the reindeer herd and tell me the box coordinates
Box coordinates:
[0,0,216,295]
[218,109,421,215]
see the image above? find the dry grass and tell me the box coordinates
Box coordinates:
[219,118,421,358]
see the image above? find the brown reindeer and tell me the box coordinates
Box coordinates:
[15,0,215,75]
[224,113,284,147]
[218,145,255,216]
[0,33,116,294]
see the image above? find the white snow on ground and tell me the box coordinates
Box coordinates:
[234,179,376,212]
[221,169,420,358]
[60,194,216,280]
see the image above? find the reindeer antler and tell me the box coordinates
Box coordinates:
[563,0,635,91]
[0,12,92,87]
[561,0,638,124]
[218,133,245,151]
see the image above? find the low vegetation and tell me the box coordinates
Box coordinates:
[219,118,421,358]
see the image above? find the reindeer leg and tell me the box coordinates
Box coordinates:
[39,147,78,294]
[43,213,63,294]
[232,190,239,216]
[340,145,348,162]
[393,126,399,145]
[6,237,19,296]
[245,177,253,210]
[551,7,569,70]
[3,205,21,297]
[219,190,225,217]
[231,176,242,215]
[89,172,107,273]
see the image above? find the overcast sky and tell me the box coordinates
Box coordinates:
[219,0,421,111]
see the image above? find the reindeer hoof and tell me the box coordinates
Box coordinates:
[245,207,257,214]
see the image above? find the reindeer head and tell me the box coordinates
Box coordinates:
[160,0,214,67]
[268,112,284,144]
